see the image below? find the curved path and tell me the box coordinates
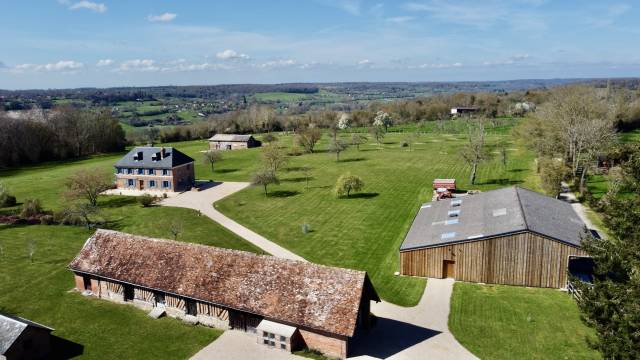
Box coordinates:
[160,182,305,261]
[161,182,475,359]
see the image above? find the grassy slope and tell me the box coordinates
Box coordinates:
[0,225,221,360]
[214,127,540,306]
[449,283,599,360]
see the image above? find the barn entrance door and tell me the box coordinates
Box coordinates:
[443,260,455,278]
[229,311,262,334]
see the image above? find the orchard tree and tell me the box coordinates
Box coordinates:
[252,169,279,196]
[203,150,223,173]
[459,120,488,185]
[334,173,364,198]
[373,111,393,131]
[351,133,367,150]
[329,138,348,161]
[538,157,571,198]
[64,168,111,207]
[261,143,288,174]
[337,112,351,130]
[295,126,322,153]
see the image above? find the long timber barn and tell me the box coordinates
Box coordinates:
[69,230,379,359]
[400,187,589,288]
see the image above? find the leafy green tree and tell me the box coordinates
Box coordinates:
[334,173,364,198]
[252,169,279,196]
[295,126,322,153]
[261,143,288,174]
[370,126,385,146]
[575,150,640,359]
[539,158,571,198]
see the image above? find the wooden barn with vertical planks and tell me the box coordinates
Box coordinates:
[400,187,590,288]
[69,230,379,359]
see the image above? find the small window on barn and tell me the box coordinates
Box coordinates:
[441,232,456,240]
[451,199,462,207]
[186,299,197,315]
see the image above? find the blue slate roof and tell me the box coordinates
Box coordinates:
[115,147,194,169]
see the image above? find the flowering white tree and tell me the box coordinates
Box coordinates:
[337,113,351,130]
[373,111,392,131]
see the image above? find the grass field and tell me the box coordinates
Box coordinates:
[0,151,262,359]
[449,283,599,360]
[213,126,540,306]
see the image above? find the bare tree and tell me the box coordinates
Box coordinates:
[460,120,488,185]
[328,138,349,161]
[301,165,312,191]
[295,126,322,153]
[64,168,112,207]
[261,143,288,173]
[252,169,279,196]
[203,150,223,173]
[370,126,385,146]
[350,133,368,150]
[168,220,184,240]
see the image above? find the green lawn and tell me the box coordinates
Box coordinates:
[214,128,540,306]
[0,148,263,359]
[449,283,600,360]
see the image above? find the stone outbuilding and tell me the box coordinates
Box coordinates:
[68,230,379,359]
[208,134,261,150]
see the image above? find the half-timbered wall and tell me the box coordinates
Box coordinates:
[400,232,587,288]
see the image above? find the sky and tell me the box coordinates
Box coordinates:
[0,0,639,89]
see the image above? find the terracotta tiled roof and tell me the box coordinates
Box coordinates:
[69,230,378,337]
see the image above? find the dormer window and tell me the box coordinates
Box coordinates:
[133,151,143,161]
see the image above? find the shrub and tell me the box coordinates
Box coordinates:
[40,215,55,225]
[20,199,42,218]
[301,223,311,234]
[262,133,278,143]
[0,194,17,208]
[400,141,409,148]
[334,173,365,198]
[138,194,158,207]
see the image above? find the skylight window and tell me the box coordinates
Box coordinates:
[492,208,507,217]
[445,219,459,225]
[467,234,484,239]
[441,232,456,240]
[451,199,462,207]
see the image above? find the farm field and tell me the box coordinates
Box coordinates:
[449,283,599,360]
[214,125,541,306]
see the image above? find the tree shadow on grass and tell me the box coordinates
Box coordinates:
[340,157,367,163]
[478,178,524,186]
[343,192,379,199]
[282,177,311,183]
[285,166,310,172]
[349,317,440,358]
[99,196,137,208]
[50,335,84,360]
[268,190,300,198]
[215,168,238,174]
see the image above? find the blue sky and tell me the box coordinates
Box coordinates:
[1,0,639,89]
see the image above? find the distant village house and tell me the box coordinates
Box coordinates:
[208,134,262,150]
[450,107,479,117]
[114,147,195,193]
[69,230,379,359]
[1,313,54,360]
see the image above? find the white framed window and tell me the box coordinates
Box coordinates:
[162,169,169,176]
[127,168,133,174]
[149,180,156,188]
[148,169,155,175]
[137,168,144,175]
[127,179,134,187]
[162,181,170,189]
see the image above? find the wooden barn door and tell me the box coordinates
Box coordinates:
[443,260,456,278]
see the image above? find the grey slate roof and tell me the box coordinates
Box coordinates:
[209,134,254,142]
[0,313,53,354]
[400,187,588,251]
[114,147,194,169]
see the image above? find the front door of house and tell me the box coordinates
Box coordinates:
[443,260,455,278]
[139,180,144,190]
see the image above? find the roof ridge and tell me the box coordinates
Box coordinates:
[514,187,529,230]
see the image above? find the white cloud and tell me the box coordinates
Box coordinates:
[147,13,177,22]
[96,59,114,67]
[385,16,414,23]
[358,59,372,65]
[11,60,84,73]
[161,62,231,72]
[117,59,159,72]
[483,54,531,66]
[410,62,463,69]
[216,49,250,60]
[255,59,297,69]
[68,1,107,13]
[0,61,6,69]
